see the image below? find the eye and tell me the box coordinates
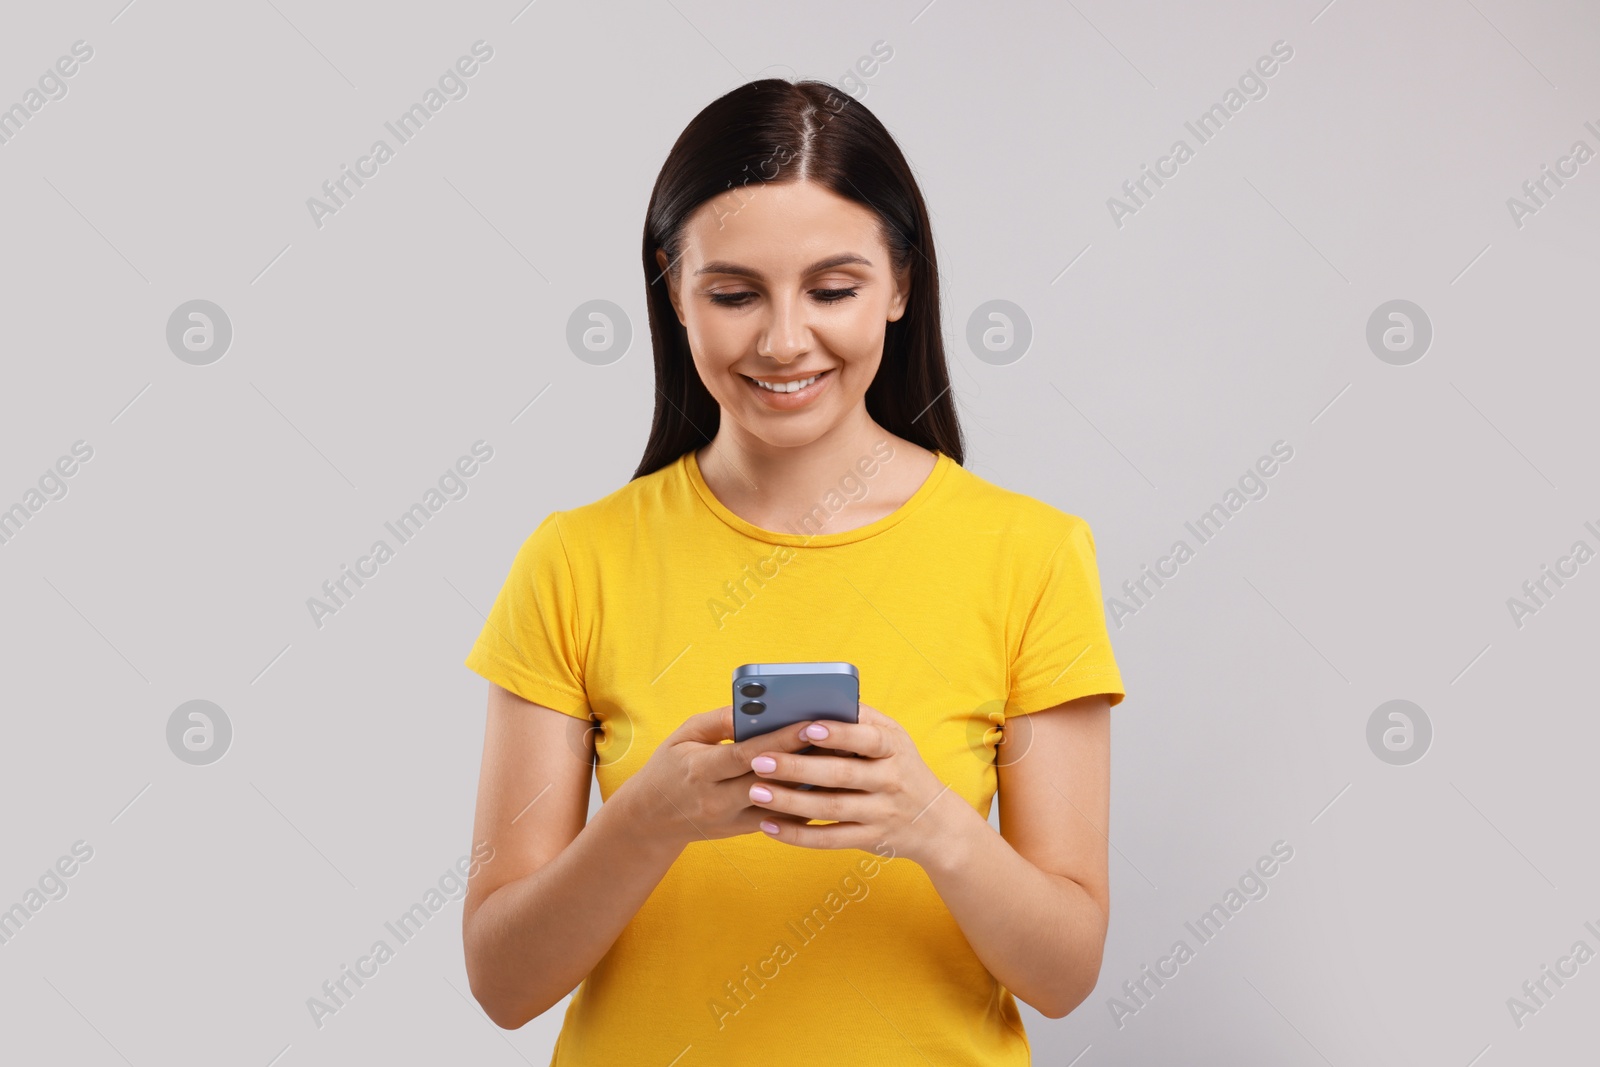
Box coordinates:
[706,287,859,307]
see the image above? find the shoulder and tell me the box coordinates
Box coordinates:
[936,459,1098,558]
[526,454,689,551]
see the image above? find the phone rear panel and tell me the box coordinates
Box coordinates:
[732,662,859,742]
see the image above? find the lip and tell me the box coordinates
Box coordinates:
[741,368,834,410]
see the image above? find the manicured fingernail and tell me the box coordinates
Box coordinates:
[750,785,773,802]
[761,820,780,834]
[752,756,777,772]
[805,723,829,739]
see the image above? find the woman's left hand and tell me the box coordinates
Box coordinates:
[748,702,957,864]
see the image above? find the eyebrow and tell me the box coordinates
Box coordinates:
[693,253,874,280]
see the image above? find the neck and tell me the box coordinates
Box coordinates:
[696,407,909,534]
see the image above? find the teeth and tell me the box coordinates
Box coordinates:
[752,372,821,393]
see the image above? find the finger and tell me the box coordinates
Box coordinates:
[707,719,818,781]
[789,744,869,787]
[747,810,809,835]
[669,705,736,744]
[854,702,899,728]
[748,779,874,825]
[751,749,886,791]
[786,715,895,760]
[756,812,878,851]
[725,764,835,794]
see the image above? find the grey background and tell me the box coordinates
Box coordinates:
[2,0,1596,1063]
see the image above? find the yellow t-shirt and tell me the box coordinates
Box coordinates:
[464,444,1126,1066]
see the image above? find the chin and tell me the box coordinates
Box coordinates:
[733,419,835,450]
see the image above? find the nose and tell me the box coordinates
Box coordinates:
[757,291,810,364]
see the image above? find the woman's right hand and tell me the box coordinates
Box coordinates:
[619,706,818,851]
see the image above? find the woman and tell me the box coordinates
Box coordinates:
[461,78,1126,1065]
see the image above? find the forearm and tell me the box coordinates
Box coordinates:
[465,781,683,1028]
[916,798,1107,1018]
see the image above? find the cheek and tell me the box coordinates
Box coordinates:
[686,319,750,383]
[686,316,742,362]
[817,314,886,375]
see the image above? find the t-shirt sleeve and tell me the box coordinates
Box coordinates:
[1008,516,1126,715]
[463,511,592,721]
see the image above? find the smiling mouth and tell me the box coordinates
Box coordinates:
[743,370,828,393]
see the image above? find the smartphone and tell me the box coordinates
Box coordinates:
[733,662,859,791]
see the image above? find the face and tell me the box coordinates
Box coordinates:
[656,180,910,450]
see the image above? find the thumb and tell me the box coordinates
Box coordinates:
[670,705,736,745]
[854,701,889,726]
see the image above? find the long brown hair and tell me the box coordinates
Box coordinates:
[632,78,964,481]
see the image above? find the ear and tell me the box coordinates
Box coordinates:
[886,260,912,323]
[655,248,687,326]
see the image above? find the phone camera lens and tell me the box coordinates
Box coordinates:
[739,682,766,698]
[740,700,766,715]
